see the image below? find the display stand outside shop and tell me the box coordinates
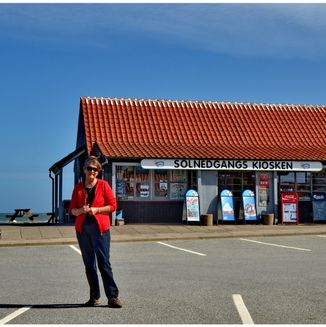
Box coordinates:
[242,190,257,222]
[220,189,235,223]
[184,189,200,223]
[281,192,299,224]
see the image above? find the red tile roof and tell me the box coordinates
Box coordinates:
[80,96,326,161]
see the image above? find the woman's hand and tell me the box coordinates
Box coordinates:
[72,205,89,216]
[74,205,110,216]
[87,207,98,216]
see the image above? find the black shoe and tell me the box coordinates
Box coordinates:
[83,298,101,307]
[108,297,122,308]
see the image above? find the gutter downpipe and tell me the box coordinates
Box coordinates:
[49,170,55,216]
[55,173,59,223]
[59,170,63,223]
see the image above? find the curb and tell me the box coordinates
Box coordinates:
[0,229,325,247]
[0,238,78,247]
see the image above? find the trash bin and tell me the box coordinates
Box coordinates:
[115,218,125,226]
[115,209,124,226]
[201,214,213,226]
[262,213,274,225]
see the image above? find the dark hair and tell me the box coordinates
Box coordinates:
[83,156,102,172]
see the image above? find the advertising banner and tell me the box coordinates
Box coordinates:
[281,192,299,224]
[312,193,326,222]
[242,190,257,221]
[185,189,200,222]
[220,189,235,222]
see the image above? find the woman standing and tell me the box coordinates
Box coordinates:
[69,156,122,308]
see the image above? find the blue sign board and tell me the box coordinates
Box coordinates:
[312,193,326,222]
[220,189,235,221]
[242,190,257,221]
[185,189,200,222]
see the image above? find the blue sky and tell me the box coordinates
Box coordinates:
[1,3,326,213]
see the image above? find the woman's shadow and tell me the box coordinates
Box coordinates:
[0,303,90,309]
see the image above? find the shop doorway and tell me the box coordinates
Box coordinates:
[218,172,255,222]
[278,172,313,223]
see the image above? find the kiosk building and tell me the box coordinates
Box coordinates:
[49,96,326,224]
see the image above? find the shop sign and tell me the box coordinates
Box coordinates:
[220,189,235,222]
[281,192,299,224]
[141,159,322,171]
[242,190,257,221]
[185,189,200,223]
[312,193,326,222]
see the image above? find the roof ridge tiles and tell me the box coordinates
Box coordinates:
[80,96,326,109]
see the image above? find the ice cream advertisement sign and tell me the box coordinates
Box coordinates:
[243,190,257,221]
[220,189,235,222]
[185,189,200,222]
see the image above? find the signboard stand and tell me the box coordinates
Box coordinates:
[242,190,257,223]
[220,189,235,224]
[184,189,200,224]
[312,193,326,222]
[281,192,299,224]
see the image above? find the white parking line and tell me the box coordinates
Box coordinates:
[69,245,81,255]
[157,241,207,256]
[317,235,326,238]
[0,306,32,325]
[240,238,312,252]
[232,294,254,325]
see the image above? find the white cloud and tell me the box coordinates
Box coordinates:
[128,4,326,59]
[1,4,326,59]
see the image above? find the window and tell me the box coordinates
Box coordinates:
[154,170,168,198]
[296,172,311,200]
[170,170,187,200]
[313,169,326,193]
[115,164,187,200]
[116,166,135,199]
[135,168,150,198]
[218,172,255,199]
[279,172,311,201]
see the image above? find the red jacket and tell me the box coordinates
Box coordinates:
[69,179,117,233]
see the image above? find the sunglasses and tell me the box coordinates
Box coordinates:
[86,166,99,172]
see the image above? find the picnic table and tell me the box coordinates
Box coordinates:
[47,212,56,223]
[6,208,39,223]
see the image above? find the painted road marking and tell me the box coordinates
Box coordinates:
[317,235,326,238]
[0,306,32,325]
[69,245,81,255]
[232,294,254,325]
[240,238,312,252]
[157,241,207,256]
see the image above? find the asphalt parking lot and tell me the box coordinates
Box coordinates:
[1,235,326,324]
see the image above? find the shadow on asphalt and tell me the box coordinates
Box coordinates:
[0,303,95,309]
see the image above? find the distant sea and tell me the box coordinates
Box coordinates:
[0,213,50,224]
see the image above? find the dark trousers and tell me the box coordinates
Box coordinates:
[77,223,119,300]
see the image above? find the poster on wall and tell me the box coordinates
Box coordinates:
[258,173,270,206]
[242,190,257,221]
[312,193,326,222]
[185,189,200,222]
[281,192,299,224]
[116,179,126,198]
[136,167,150,198]
[220,189,235,222]
[170,183,187,200]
